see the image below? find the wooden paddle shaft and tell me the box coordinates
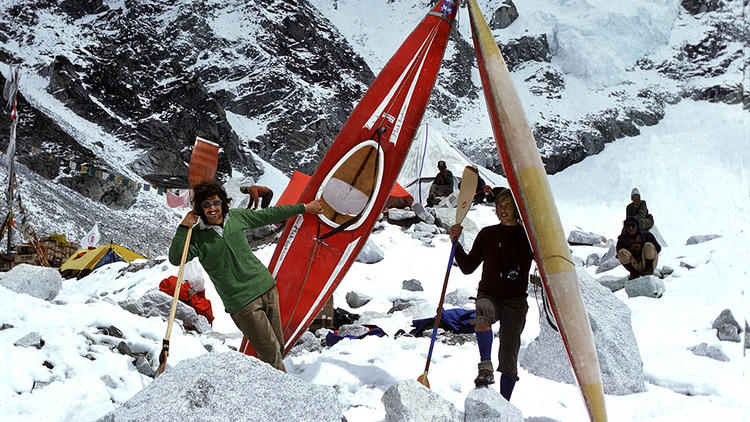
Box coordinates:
[164,225,193,342]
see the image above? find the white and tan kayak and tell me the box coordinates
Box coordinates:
[466,1,607,420]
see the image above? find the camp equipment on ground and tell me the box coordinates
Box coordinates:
[467,1,606,419]
[417,165,477,388]
[239,0,459,358]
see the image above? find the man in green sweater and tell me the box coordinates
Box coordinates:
[169,181,323,371]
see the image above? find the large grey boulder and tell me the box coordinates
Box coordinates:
[489,0,519,30]
[356,238,384,264]
[464,387,523,421]
[382,379,460,422]
[711,309,742,333]
[567,230,605,246]
[0,264,62,301]
[585,253,600,267]
[745,322,750,349]
[685,234,721,245]
[688,343,729,362]
[624,275,665,298]
[520,268,646,394]
[118,289,211,334]
[98,352,343,422]
[434,208,479,248]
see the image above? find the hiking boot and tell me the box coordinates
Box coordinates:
[474,361,495,387]
[643,259,655,275]
[623,263,639,280]
[474,369,495,387]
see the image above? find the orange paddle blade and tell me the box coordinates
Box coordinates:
[188,136,219,187]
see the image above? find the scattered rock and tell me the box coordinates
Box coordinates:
[118,289,212,334]
[355,239,385,264]
[489,0,519,30]
[101,375,119,389]
[389,299,416,314]
[0,264,63,301]
[464,387,523,422]
[382,379,460,422]
[116,341,134,356]
[445,288,473,307]
[99,352,343,421]
[345,291,372,309]
[567,230,605,246]
[595,256,620,274]
[600,239,617,263]
[716,324,740,342]
[745,322,749,349]
[624,275,665,298]
[412,202,435,225]
[387,208,418,224]
[521,268,646,394]
[685,234,721,245]
[657,266,674,276]
[597,275,626,292]
[1,323,14,330]
[337,323,370,338]
[402,279,423,292]
[586,253,601,267]
[14,332,44,349]
[98,325,123,338]
[688,343,729,362]
[711,309,742,333]
[289,331,322,355]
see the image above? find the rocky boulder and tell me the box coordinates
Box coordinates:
[381,379,460,422]
[0,264,62,301]
[98,352,343,421]
[464,387,523,422]
[624,275,665,299]
[521,268,646,394]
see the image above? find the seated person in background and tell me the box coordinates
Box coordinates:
[473,175,492,204]
[426,160,454,207]
[626,188,653,231]
[240,185,274,209]
[616,216,661,279]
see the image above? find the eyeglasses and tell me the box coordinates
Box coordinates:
[201,199,222,209]
[626,223,636,228]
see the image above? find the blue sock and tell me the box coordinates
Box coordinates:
[500,374,516,400]
[475,329,493,362]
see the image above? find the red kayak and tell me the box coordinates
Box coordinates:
[240,0,459,356]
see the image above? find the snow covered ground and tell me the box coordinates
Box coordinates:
[0,98,747,421]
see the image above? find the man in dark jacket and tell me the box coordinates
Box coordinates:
[169,181,323,370]
[616,216,661,279]
[626,188,653,231]
[426,160,454,206]
[449,188,533,401]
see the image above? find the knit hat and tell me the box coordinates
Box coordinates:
[631,188,640,198]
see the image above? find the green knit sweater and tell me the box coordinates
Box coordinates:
[168,204,305,314]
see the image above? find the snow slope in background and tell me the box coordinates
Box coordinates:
[1,99,747,421]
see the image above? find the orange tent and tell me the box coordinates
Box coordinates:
[277,171,413,209]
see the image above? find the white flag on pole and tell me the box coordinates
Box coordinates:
[80,222,100,249]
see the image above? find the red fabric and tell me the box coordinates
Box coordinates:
[166,190,191,208]
[158,276,214,325]
[275,171,310,206]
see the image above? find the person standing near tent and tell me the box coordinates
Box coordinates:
[240,185,274,209]
[626,188,653,231]
[426,160,454,207]
[449,188,533,400]
[169,181,323,371]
